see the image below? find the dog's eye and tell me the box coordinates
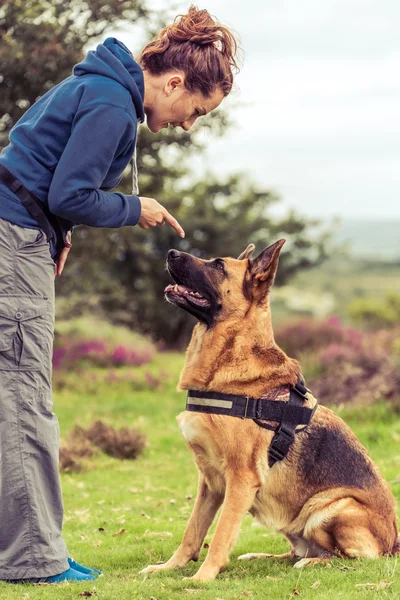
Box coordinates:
[214,260,225,273]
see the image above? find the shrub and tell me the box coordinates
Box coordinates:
[308,341,400,406]
[85,421,147,460]
[53,337,153,370]
[276,317,400,407]
[276,316,362,358]
[59,421,147,472]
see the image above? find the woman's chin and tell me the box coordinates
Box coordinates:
[146,120,165,134]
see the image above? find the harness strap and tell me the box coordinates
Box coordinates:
[0,164,54,242]
[187,385,314,425]
[186,381,318,468]
[267,383,311,467]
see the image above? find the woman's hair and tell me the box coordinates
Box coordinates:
[139,5,240,98]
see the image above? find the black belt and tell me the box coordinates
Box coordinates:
[186,382,318,467]
[0,164,55,242]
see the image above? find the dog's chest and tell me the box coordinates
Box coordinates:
[177,412,228,487]
[177,411,292,530]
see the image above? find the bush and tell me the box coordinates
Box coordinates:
[308,340,400,406]
[59,421,147,473]
[53,337,154,370]
[277,318,400,407]
[85,421,147,460]
[276,316,362,358]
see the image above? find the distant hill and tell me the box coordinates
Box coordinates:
[329,218,400,260]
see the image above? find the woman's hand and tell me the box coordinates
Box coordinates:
[54,231,72,277]
[138,197,185,238]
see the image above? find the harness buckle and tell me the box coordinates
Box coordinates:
[255,398,263,420]
[243,396,250,419]
[292,383,308,401]
[268,444,287,463]
[268,424,296,464]
[275,424,296,445]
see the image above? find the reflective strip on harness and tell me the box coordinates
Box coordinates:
[187,396,233,410]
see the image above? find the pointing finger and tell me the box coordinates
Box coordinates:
[164,210,185,238]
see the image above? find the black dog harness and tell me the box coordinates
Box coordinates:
[186,382,318,467]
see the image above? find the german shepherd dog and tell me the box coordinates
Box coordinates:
[141,240,399,582]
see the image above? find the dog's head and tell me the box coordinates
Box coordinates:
[164,239,286,327]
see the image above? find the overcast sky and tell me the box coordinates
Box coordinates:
[89,0,400,220]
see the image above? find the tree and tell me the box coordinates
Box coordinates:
[0,0,148,150]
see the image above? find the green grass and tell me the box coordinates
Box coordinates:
[1,353,400,600]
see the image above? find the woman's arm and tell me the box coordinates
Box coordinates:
[48,103,141,227]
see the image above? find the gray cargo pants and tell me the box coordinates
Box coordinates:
[0,217,68,579]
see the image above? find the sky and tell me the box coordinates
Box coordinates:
[89,0,400,220]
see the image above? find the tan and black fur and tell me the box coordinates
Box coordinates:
[141,241,399,582]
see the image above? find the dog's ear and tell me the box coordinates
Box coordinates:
[237,244,255,260]
[248,239,286,292]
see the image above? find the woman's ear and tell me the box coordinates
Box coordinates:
[164,73,185,96]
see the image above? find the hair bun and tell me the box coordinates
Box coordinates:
[139,5,239,98]
[166,5,226,47]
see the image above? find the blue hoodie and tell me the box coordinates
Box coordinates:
[0,38,144,259]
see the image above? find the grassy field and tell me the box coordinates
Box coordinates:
[1,352,400,600]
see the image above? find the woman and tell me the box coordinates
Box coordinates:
[0,6,238,584]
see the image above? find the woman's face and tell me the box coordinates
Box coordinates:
[143,72,225,134]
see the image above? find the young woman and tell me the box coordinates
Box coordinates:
[0,6,238,583]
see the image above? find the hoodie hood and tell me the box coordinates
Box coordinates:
[73,37,145,122]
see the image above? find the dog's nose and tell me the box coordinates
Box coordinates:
[168,249,181,260]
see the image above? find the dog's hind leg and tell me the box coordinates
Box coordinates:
[141,474,223,574]
[188,469,260,582]
[294,556,334,568]
[238,551,294,561]
[301,498,387,564]
[238,533,313,562]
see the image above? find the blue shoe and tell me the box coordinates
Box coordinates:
[44,567,97,583]
[68,557,102,576]
[5,567,96,584]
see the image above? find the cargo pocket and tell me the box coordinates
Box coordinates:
[35,387,60,451]
[0,297,50,371]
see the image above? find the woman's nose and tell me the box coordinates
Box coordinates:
[181,116,197,131]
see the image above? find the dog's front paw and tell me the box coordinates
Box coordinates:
[183,573,215,583]
[184,566,220,582]
[140,563,165,574]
